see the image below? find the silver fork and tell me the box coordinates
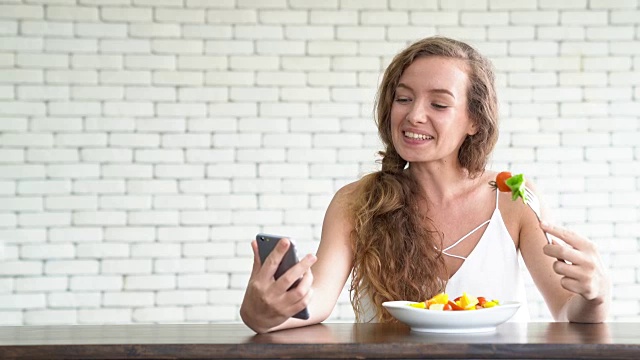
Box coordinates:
[523,186,552,245]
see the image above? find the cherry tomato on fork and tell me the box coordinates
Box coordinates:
[495,171,512,192]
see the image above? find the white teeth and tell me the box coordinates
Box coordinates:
[404,131,433,140]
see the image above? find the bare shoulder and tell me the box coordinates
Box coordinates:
[483,170,526,242]
[482,170,528,210]
[333,173,378,204]
[334,179,361,199]
[479,169,498,186]
[325,179,364,219]
[317,180,365,260]
[499,172,547,247]
[322,175,379,238]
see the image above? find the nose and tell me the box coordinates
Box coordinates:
[405,100,427,125]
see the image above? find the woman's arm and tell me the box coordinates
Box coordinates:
[518,182,610,323]
[240,183,356,333]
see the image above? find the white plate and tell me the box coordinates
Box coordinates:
[382,300,521,333]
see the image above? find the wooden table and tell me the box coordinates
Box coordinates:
[0,322,638,359]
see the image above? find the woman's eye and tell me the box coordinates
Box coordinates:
[395,97,411,103]
[432,103,448,109]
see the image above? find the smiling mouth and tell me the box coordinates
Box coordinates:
[404,131,434,140]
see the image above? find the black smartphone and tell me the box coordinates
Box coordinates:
[256,233,310,320]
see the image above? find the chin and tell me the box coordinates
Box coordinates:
[392,144,421,161]
[395,152,424,164]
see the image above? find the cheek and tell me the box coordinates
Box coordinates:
[390,105,404,125]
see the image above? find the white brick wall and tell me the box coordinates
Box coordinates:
[0,0,638,325]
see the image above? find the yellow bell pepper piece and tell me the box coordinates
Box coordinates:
[431,293,449,304]
[483,301,497,308]
[409,302,426,309]
[428,303,445,311]
[459,292,479,310]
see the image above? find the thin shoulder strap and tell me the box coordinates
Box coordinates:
[443,218,491,252]
[441,188,497,260]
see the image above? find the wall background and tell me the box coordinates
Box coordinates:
[0,0,639,325]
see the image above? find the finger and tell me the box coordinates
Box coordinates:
[559,276,588,296]
[274,254,317,293]
[284,273,313,303]
[561,276,601,301]
[250,240,261,277]
[263,270,313,320]
[540,222,589,250]
[286,267,314,298]
[297,266,315,290]
[286,287,313,318]
[256,238,291,282]
[540,238,567,263]
[543,243,586,265]
[551,260,585,280]
[283,274,314,317]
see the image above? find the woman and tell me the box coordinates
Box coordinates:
[240,36,610,333]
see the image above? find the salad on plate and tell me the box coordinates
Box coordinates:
[383,292,520,333]
[408,292,500,311]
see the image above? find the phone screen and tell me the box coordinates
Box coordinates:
[255,233,310,320]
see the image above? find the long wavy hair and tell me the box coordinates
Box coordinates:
[350,36,499,322]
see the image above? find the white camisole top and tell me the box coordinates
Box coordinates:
[358,190,530,322]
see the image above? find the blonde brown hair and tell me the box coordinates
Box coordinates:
[350,36,499,322]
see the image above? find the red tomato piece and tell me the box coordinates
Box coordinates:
[448,300,464,311]
[495,171,512,192]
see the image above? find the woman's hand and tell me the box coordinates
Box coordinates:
[540,222,610,322]
[240,238,317,334]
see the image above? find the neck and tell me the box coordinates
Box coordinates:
[407,161,475,206]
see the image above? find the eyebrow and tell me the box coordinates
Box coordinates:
[396,83,456,99]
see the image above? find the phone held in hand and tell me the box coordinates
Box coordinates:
[256,233,310,320]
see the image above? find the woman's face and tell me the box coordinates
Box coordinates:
[390,56,476,165]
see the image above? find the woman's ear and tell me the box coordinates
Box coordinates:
[468,122,478,136]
